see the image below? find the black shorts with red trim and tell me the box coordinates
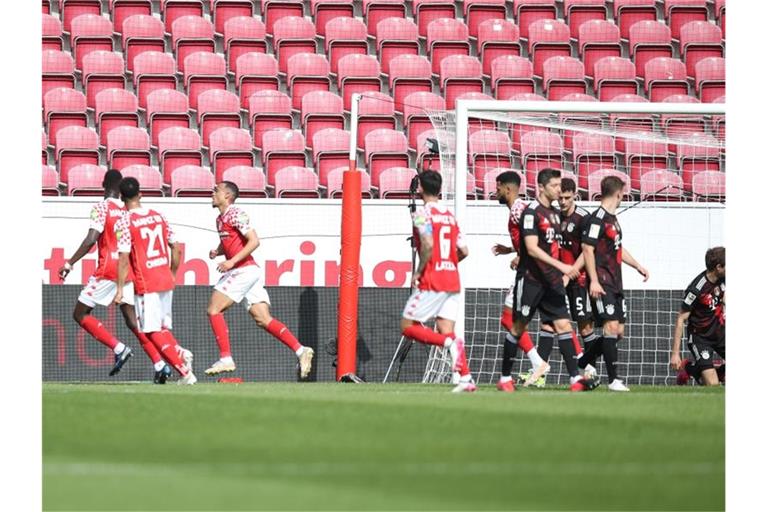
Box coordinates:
[591,289,626,325]
[513,275,570,324]
[566,282,592,323]
[687,333,725,371]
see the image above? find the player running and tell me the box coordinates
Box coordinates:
[400,170,476,393]
[57,169,173,383]
[498,169,597,392]
[491,171,550,391]
[113,178,196,385]
[579,176,649,392]
[670,247,725,386]
[204,181,314,378]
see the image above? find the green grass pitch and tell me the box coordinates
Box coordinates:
[43,383,724,511]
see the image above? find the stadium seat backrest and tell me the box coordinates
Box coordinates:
[312,128,351,158]
[68,164,108,195]
[679,20,723,49]
[695,57,725,84]
[107,126,150,154]
[43,13,62,37]
[287,53,330,84]
[427,18,469,46]
[527,18,570,47]
[221,166,267,196]
[82,51,124,80]
[273,16,317,45]
[71,14,113,40]
[478,19,520,45]
[171,165,215,196]
[184,52,226,81]
[455,92,493,102]
[120,164,164,191]
[376,16,419,48]
[640,169,683,198]
[625,134,669,157]
[469,130,512,156]
[325,16,367,48]
[417,128,455,159]
[133,51,176,81]
[491,55,533,83]
[224,16,267,47]
[662,94,699,104]
[676,133,720,159]
[209,127,253,153]
[43,50,75,74]
[56,126,99,155]
[610,93,648,104]
[440,55,482,82]
[262,129,306,153]
[44,88,87,119]
[594,56,636,82]
[337,54,381,85]
[645,57,687,83]
[378,167,417,198]
[358,91,396,116]
[248,89,293,115]
[159,127,201,153]
[520,131,563,156]
[301,91,343,120]
[235,52,279,83]
[364,129,408,161]
[274,166,320,197]
[573,132,615,159]
[388,54,432,88]
[629,21,672,54]
[171,15,215,47]
[402,92,446,123]
[42,164,59,194]
[543,56,585,81]
[122,14,164,45]
[146,89,190,115]
[94,89,138,118]
[692,170,725,199]
[587,169,630,200]
[578,19,620,53]
[197,89,240,117]
[560,92,597,102]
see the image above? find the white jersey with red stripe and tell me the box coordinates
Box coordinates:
[412,201,466,293]
[116,207,177,295]
[89,197,132,282]
[216,204,256,269]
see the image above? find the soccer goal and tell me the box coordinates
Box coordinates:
[420,98,725,386]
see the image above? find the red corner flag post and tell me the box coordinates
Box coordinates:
[337,94,363,380]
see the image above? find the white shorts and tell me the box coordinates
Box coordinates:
[402,290,460,323]
[135,291,173,333]
[78,277,135,308]
[214,265,270,308]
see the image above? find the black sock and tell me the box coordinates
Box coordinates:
[501,333,519,377]
[603,335,620,382]
[557,332,580,378]
[578,331,601,369]
[538,331,555,362]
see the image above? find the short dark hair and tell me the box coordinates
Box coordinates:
[103,169,123,191]
[221,180,239,201]
[418,170,442,196]
[561,177,576,193]
[496,171,521,187]
[600,176,625,197]
[119,177,140,200]
[705,246,725,271]
[538,168,561,186]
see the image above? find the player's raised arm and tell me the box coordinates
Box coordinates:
[621,247,649,281]
[671,309,691,370]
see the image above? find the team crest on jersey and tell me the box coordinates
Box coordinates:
[606,304,615,315]
[567,222,575,232]
[521,305,530,317]
[90,208,99,220]
[237,210,249,225]
[701,350,711,360]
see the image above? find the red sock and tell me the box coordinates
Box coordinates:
[132,329,162,364]
[209,313,232,358]
[572,331,583,358]
[79,316,118,349]
[500,308,513,332]
[518,331,534,353]
[149,330,187,376]
[402,323,448,347]
[266,319,302,352]
[445,331,470,376]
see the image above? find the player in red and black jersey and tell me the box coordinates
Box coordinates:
[508,169,598,392]
[580,176,649,391]
[670,247,725,386]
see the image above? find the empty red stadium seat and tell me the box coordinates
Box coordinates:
[364,0,406,37]
[44,88,88,148]
[171,164,215,197]
[427,18,471,75]
[110,0,153,34]
[287,53,331,110]
[527,19,571,77]
[679,21,724,79]
[677,133,721,190]
[196,89,241,147]
[377,167,417,199]
[608,93,653,152]
[507,92,549,154]
[312,128,351,186]
[624,134,670,190]
[376,17,420,75]
[661,95,707,141]
[573,132,616,189]
[477,19,521,77]
[665,0,709,40]
[62,0,102,33]
[578,19,622,79]
[107,126,151,170]
[209,127,255,180]
[326,167,373,199]
[262,0,304,36]
[55,126,100,184]
[565,0,608,39]
[490,55,534,100]
[357,92,397,151]
[120,164,165,196]
[273,16,317,74]
[146,89,191,147]
[644,57,689,102]
[42,14,63,51]
[558,93,600,152]
[122,15,166,72]
[482,167,526,200]
[212,0,255,35]
[301,91,345,150]
[161,0,205,33]
[43,164,60,196]
[520,131,563,181]
[614,0,658,40]
[262,129,307,185]
[388,54,433,113]
[311,0,354,36]
[513,0,557,39]
[81,51,126,110]
[172,16,215,73]
[71,14,115,71]
[94,89,140,145]
[470,130,513,188]
[593,57,638,101]
[639,169,683,200]
[158,127,203,183]
[274,166,320,198]
[716,0,725,37]
[691,170,725,201]
[222,165,268,198]
[42,50,76,101]
[68,164,108,196]
[440,55,483,110]
[416,129,452,172]
[414,0,457,37]
[365,129,409,187]
[248,90,293,149]
[463,0,506,38]
[325,17,368,74]
[542,57,587,101]
[42,131,49,165]
[235,52,279,109]
[629,21,674,80]
[43,0,50,15]
[133,51,178,109]
[695,57,725,103]
[224,17,267,74]
[403,92,446,150]
[586,169,631,200]
[337,54,382,112]
[184,52,228,110]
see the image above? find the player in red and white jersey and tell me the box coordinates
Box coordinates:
[113,177,197,385]
[204,181,315,378]
[399,171,476,393]
[58,170,171,382]
[490,171,550,391]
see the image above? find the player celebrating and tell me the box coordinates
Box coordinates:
[204,181,314,378]
[400,171,476,393]
[499,169,596,392]
[670,247,725,386]
[57,169,172,383]
[113,178,196,385]
[579,176,649,392]
[491,171,549,391]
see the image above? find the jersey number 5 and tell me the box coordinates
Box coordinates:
[140,224,167,258]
